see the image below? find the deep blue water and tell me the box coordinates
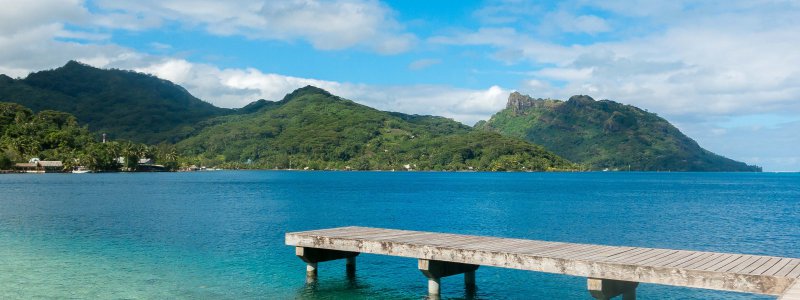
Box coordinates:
[0,171,798,299]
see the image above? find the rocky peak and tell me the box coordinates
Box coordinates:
[506,92,550,114]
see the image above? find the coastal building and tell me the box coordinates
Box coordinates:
[13,162,38,172]
[13,159,64,173]
[38,161,64,172]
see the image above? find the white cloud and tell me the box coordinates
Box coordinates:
[94,0,416,54]
[0,0,87,35]
[437,1,800,119]
[134,58,507,125]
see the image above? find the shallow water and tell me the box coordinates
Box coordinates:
[1,171,798,299]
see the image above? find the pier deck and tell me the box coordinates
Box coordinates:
[286,226,800,299]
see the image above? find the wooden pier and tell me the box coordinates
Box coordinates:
[286,226,800,299]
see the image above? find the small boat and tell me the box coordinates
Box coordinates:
[72,167,92,174]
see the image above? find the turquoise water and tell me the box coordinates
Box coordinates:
[0,171,798,299]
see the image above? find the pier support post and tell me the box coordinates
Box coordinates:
[295,247,359,282]
[428,277,441,295]
[464,270,476,287]
[588,278,639,300]
[418,259,479,297]
[306,262,318,283]
[346,256,356,278]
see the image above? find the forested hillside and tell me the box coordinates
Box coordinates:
[0,102,177,171]
[476,92,761,171]
[0,61,231,144]
[177,86,574,171]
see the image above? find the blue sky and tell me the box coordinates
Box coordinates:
[1,0,799,171]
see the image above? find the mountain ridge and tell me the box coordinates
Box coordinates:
[176,87,574,171]
[0,61,231,144]
[476,92,760,172]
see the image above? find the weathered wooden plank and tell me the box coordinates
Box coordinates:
[741,257,774,274]
[703,254,742,272]
[674,252,717,269]
[663,251,706,268]
[537,244,597,258]
[431,236,493,249]
[764,259,795,277]
[685,253,726,270]
[776,260,800,277]
[561,245,612,260]
[754,257,785,275]
[611,248,659,265]
[623,248,671,265]
[322,227,391,239]
[384,232,444,244]
[348,229,416,240]
[659,250,697,265]
[286,226,799,296]
[301,226,373,237]
[510,241,568,256]
[377,231,433,242]
[584,246,637,261]
[511,241,566,253]
[363,231,428,242]
[727,255,763,273]
[638,250,682,266]
[720,255,756,273]
[605,247,652,263]
[478,239,544,252]
[787,262,800,278]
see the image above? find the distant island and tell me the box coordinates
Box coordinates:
[0,61,759,172]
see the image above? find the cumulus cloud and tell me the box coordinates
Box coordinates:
[436,1,800,119]
[0,0,501,126]
[134,58,507,125]
[94,0,416,54]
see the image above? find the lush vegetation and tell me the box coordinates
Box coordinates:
[476,93,761,171]
[0,61,231,144]
[176,86,574,171]
[12,61,753,172]
[0,102,179,171]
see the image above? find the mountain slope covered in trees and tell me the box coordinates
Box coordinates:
[0,61,231,144]
[176,86,574,171]
[0,102,178,171]
[475,92,760,171]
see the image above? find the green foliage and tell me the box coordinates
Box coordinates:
[0,102,175,172]
[477,94,761,172]
[0,63,574,172]
[176,86,574,171]
[0,61,231,144]
[0,151,12,170]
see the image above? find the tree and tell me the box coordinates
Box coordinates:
[0,152,12,170]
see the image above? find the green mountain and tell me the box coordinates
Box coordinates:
[0,61,231,144]
[177,86,574,171]
[475,92,760,172]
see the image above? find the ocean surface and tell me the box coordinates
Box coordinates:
[0,171,798,299]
